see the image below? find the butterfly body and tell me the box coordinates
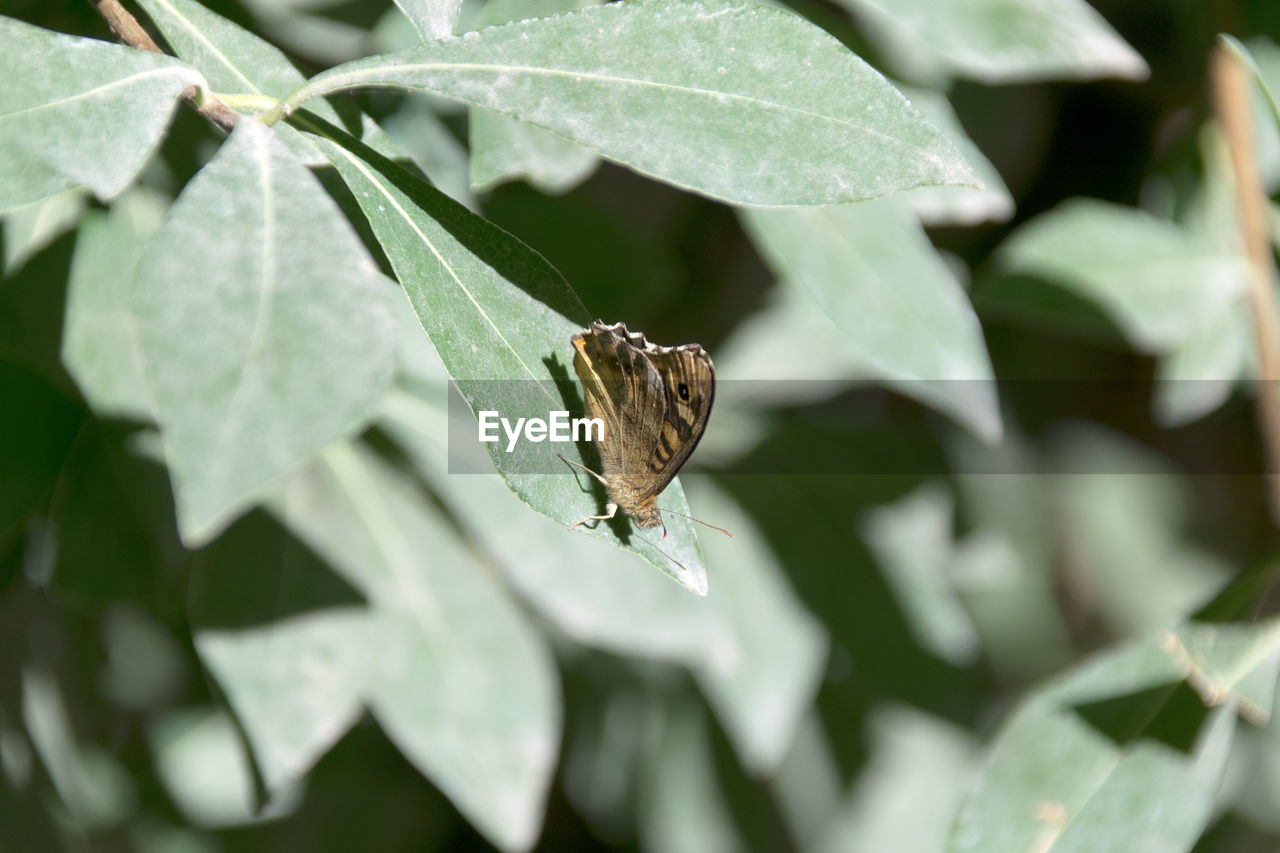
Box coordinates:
[569,320,715,532]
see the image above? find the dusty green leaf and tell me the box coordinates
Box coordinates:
[3,189,88,274]
[683,478,828,775]
[467,0,601,194]
[286,443,560,852]
[741,201,1002,442]
[394,0,464,39]
[310,126,708,592]
[135,0,400,166]
[191,510,370,797]
[892,85,1013,226]
[817,706,975,853]
[0,16,203,211]
[641,706,747,853]
[147,708,301,827]
[132,120,395,545]
[838,0,1149,84]
[1152,304,1249,427]
[860,484,981,667]
[1221,36,1280,191]
[62,192,167,421]
[380,387,824,774]
[951,619,1280,853]
[290,0,980,206]
[1051,425,1230,635]
[997,198,1249,352]
[194,441,562,852]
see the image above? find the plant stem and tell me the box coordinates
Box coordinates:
[88,0,239,133]
[1211,38,1280,525]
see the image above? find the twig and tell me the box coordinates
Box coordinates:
[1211,41,1280,525]
[89,0,239,133]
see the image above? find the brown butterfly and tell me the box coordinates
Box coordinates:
[562,320,719,538]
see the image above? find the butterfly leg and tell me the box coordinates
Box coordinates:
[557,452,609,487]
[569,501,618,530]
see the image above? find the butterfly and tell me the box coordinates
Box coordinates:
[563,320,716,537]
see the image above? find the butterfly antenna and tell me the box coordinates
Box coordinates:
[657,508,734,538]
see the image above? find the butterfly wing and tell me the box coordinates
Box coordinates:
[571,322,666,485]
[633,343,715,502]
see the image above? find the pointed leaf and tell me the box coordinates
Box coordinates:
[62,193,166,420]
[134,0,400,166]
[299,443,561,853]
[467,0,601,194]
[742,201,1002,442]
[309,127,708,592]
[997,198,1248,352]
[951,620,1280,853]
[132,120,395,544]
[0,16,203,210]
[289,0,980,205]
[836,0,1149,84]
[394,0,464,40]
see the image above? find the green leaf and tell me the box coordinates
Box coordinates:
[132,120,395,545]
[63,192,167,421]
[380,390,824,773]
[134,0,400,166]
[467,0,601,194]
[470,108,600,194]
[997,198,1249,352]
[0,16,203,211]
[382,97,476,207]
[289,443,560,852]
[309,126,709,593]
[0,364,84,535]
[951,619,1280,853]
[859,484,981,667]
[3,189,89,274]
[194,441,562,852]
[22,666,137,829]
[393,0,464,39]
[1051,425,1230,635]
[891,86,1013,226]
[683,479,828,775]
[741,201,1002,442]
[817,706,975,853]
[1152,303,1249,427]
[836,0,1149,85]
[147,708,301,827]
[286,0,980,206]
[948,433,1073,681]
[640,705,748,853]
[191,510,369,797]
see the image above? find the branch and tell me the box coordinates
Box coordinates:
[89,0,239,133]
[1211,40,1280,525]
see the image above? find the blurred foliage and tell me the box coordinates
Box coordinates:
[6,1,1280,852]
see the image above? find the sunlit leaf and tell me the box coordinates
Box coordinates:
[311,128,708,591]
[835,0,1149,84]
[997,198,1248,352]
[952,619,1280,853]
[62,192,167,421]
[288,0,980,205]
[467,0,601,194]
[393,0,464,39]
[860,484,980,666]
[0,16,203,211]
[132,120,395,544]
[742,201,1002,442]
